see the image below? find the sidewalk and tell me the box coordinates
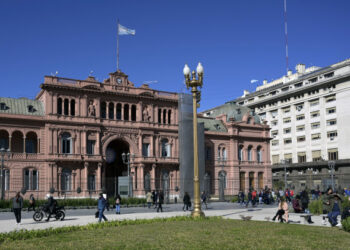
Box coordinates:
[0,204,341,233]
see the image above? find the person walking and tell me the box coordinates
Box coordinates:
[201,191,207,209]
[183,192,191,211]
[157,191,164,213]
[246,190,253,208]
[98,193,108,222]
[328,193,343,227]
[27,194,36,212]
[322,188,333,225]
[115,194,121,214]
[103,194,110,211]
[12,192,23,225]
[153,190,158,209]
[239,191,245,207]
[146,191,153,209]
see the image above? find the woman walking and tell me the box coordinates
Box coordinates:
[12,192,23,225]
[115,194,121,214]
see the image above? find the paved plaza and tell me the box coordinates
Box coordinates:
[0,202,341,233]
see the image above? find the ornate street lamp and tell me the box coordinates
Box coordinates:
[0,148,11,200]
[122,152,135,197]
[183,62,205,218]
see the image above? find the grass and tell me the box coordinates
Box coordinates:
[1,217,349,250]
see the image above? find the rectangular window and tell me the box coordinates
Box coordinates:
[294,82,303,88]
[88,175,96,190]
[327,119,337,126]
[327,131,338,139]
[326,107,336,114]
[310,111,320,118]
[87,140,95,155]
[284,128,291,134]
[272,155,280,164]
[311,122,320,129]
[324,72,334,78]
[271,140,279,146]
[270,110,278,117]
[282,106,290,113]
[296,125,305,132]
[281,87,289,92]
[271,120,278,126]
[311,133,321,140]
[142,143,150,157]
[284,138,292,144]
[328,148,338,160]
[271,130,278,137]
[298,152,306,163]
[284,153,292,163]
[325,95,336,103]
[309,77,317,83]
[312,150,321,162]
[295,103,304,111]
[283,117,291,123]
[297,136,305,142]
[296,115,305,121]
[309,99,319,107]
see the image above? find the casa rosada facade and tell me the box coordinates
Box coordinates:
[0,70,272,199]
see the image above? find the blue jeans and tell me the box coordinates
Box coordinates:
[99,209,107,222]
[328,211,340,226]
[115,204,120,213]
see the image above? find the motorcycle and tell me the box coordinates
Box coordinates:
[33,205,65,222]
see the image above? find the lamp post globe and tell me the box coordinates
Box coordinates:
[196,62,203,74]
[183,64,190,76]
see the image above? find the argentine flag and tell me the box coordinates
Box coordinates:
[118,24,136,35]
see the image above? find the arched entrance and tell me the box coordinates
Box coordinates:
[105,139,129,197]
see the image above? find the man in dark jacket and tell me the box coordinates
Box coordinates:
[45,194,56,222]
[157,191,164,213]
[98,193,108,222]
[328,194,342,227]
[183,192,191,211]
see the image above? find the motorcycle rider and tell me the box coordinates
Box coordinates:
[45,193,56,222]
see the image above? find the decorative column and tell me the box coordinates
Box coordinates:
[82,130,87,155]
[48,130,53,154]
[155,136,159,157]
[254,172,258,190]
[84,162,89,191]
[8,136,12,152]
[131,165,136,191]
[53,94,57,114]
[37,138,40,153]
[96,131,100,155]
[150,135,154,157]
[121,103,124,120]
[106,102,109,119]
[139,164,145,194]
[97,163,102,192]
[137,102,142,121]
[68,99,71,116]
[151,164,156,190]
[77,131,81,154]
[23,136,26,153]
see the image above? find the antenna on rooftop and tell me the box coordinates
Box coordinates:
[284,0,289,74]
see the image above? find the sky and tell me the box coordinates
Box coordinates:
[0,0,349,111]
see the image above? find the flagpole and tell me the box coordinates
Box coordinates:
[117,19,120,71]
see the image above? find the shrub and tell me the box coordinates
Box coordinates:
[231,196,239,203]
[342,217,350,232]
[309,199,323,214]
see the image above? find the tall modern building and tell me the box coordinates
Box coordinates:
[232,59,350,192]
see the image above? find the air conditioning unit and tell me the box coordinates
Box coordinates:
[330,137,334,141]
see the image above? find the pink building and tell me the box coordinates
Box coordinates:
[0,70,271,200]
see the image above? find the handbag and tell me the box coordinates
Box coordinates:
[95,211,99,218]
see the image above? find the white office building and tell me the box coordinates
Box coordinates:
[232,59,350,192]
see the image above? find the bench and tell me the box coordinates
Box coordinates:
[299,214,313,224]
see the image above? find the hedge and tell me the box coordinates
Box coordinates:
[309,196,350,214]
[0,198,147,209]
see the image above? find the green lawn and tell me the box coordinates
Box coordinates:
[1,218,349,250]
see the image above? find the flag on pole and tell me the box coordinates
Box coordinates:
[118,24,136,35]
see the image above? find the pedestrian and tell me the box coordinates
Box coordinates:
[252,190,257,206]
[328,193,343,227]
[201,191,207,209]
[239,191,245,206]
[98,193,108,222]
[153,190,158,209]
[246,190,253,208]
[27,193,36,212]
[103,194,110,211]
[157,191,164,212]
[322,188,333,225]
[292,195,303,213]
[115,194,121,214]
[183,192,191,211]
[12,192,23,225]
[45,193,56,222]
[272,197,289,223]
[146,191,153,208]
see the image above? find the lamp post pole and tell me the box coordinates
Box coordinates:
[328,161,335,190]
[280,159,287,191]
[122,153,135,197]
[0,148,11,200]
[183,62,204,218]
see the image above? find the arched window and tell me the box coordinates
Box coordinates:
[124,104,129,120]
[61,132,72,154]
[257,146,262,163]
[248,146,253,161]
[116,103,122,120]
[108,103,114,119]
[57,98,62,115]
[11,131,24,153]
[163,109,167,124]
[61,169,72,191]
[24,169,39,190]
[25,132,38,153]
[64,99,69,115]
[168,110,172,124]
[70,99,75,116]
[161,139,171,157]
[158,109,161,124]
[100,102,106,119]
[0,130,9,149]
[131,105,137,121]
[238,145,244,161]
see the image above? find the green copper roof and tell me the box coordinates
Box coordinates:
[202,102,261,124]
[198,117,227,132]
[0,97,44,116]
